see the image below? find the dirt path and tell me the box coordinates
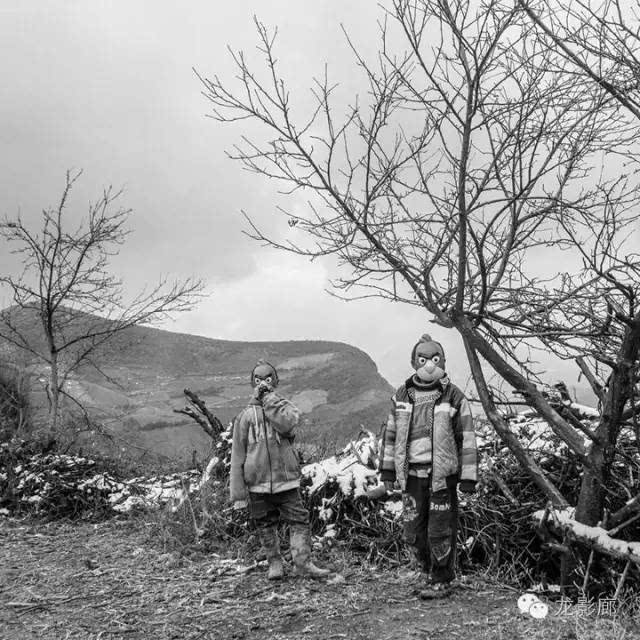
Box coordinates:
[0,518,627,640]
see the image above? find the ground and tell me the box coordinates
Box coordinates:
[0,518,633,640]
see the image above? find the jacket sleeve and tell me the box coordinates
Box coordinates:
[230,413,249,502]
[453,394,478,483]
[261,391,300,436]
[379,397,397,482]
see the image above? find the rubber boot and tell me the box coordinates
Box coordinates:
[289,524,331,579]
[259,525,284,580]
[419,554,454,599]
[405,547,430,587]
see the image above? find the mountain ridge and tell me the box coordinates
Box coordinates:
[0,306,393,465]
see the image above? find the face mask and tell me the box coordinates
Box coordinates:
[412,341,446,383]
[253,373,275,388]
[250,362,279,389]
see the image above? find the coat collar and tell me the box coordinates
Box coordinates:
[405,374,450,393]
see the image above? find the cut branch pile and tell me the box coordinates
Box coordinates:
[300,431,407,563]
[3,386,640,595]
[0,440,206,518]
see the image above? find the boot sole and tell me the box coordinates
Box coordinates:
[419,585,452,600]
[291,569,331,579]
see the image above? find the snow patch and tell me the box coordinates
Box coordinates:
[302,431,381,499]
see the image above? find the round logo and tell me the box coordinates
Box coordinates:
[529,601,549,619]
[517,593,539,614]
[517,593,549,619]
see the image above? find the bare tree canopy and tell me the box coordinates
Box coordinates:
[0,170,205,434]
[519,0,640,121]
[198,0,640,529]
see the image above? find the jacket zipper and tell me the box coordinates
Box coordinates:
[403,403,412,484]
[430,397,435,490]
[261,407,273,493]
[404,389,440,489]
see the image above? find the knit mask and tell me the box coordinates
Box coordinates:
[411,334,446,384]
[250,360,279,389]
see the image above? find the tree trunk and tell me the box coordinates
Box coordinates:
[449,310,588,459]
[575,445,607,526]
[575,313,640,526]
[464,337,568,506]
[48,354,60,435]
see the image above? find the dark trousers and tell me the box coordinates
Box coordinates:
[248,488,309,528]
[403,475,458,582]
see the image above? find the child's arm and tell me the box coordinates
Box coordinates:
[452,391,478,491]
[261,391,300,436]
[230,413,249,505]
[379,397,398,485]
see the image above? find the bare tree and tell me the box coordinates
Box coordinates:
[198,0,640,533]
[519,0,640,120]
[0,170,205,435]
[515,0,640,526]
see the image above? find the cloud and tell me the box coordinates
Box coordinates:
[0,2,601,404]
[165,248,468,388]
[169,250,342,340]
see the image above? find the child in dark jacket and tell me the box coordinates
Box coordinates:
[379,335,478,598]
[230,360,330,580]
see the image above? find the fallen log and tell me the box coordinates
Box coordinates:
[533,507,640,565]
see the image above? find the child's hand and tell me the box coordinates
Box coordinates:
[253,380,273,400]
[459,480,477,494]
[233,500,248,510]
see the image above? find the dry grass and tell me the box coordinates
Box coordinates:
[1,516,639,640]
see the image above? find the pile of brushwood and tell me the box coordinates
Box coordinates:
[0,381,231,520]
[180,404,640,595]
[297,413,640,595]
[0,438,209,519]
[3,380,640,595]
[0,439,117,519]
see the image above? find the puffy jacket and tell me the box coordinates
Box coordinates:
[380,377,478,492]
[230,391,301,502]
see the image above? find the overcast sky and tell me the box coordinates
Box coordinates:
[0,1,593,394]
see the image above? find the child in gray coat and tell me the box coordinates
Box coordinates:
[231,360,330,580]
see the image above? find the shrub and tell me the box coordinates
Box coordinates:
[0,364,31,442]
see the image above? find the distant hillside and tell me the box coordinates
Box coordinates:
[0,307,393,465]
